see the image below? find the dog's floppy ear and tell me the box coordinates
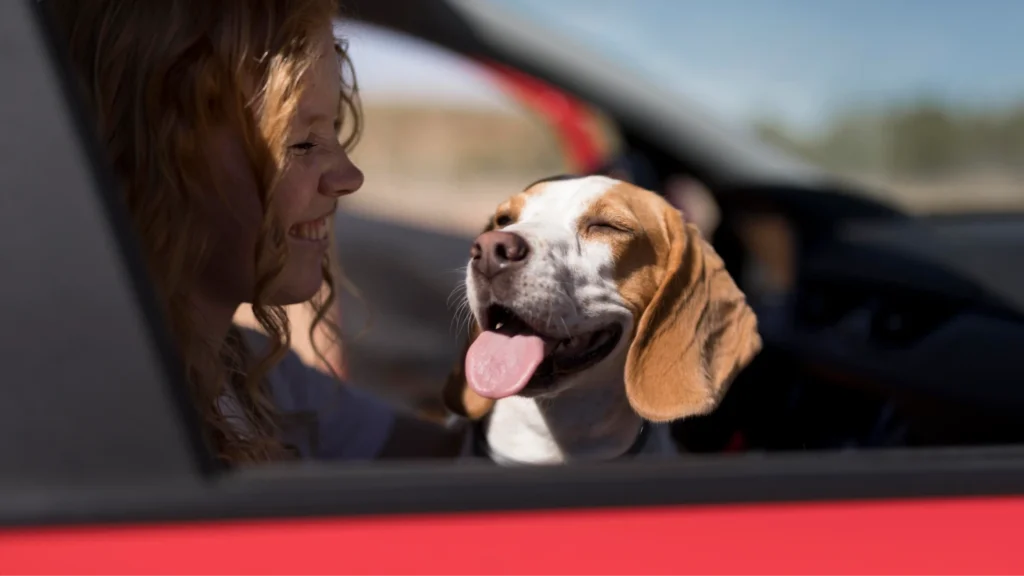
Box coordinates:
[624,211,762,422]
[442,218,498,420]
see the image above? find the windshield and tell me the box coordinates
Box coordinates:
[486,0,1024,214]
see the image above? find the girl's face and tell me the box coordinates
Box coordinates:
[199,26,364,310]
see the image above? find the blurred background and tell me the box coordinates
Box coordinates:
[345,0,1024,222]
[237,0,1024,416]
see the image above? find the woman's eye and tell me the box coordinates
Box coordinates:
[289,141,317,155]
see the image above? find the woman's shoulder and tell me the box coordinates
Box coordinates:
[238,328,319,398]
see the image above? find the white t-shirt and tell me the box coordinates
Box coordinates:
[218,329,396,460]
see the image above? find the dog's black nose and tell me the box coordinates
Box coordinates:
[471,230,530,279]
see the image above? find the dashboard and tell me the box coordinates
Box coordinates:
[787,214,1024,408]
[673,184,1024,452]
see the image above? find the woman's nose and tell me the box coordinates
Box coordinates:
[319,151,364,197]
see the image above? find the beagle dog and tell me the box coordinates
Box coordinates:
[444,175,762,465]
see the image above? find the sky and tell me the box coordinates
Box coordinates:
[338,0,1024,134]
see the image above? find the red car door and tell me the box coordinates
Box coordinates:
[5,485,1024,574]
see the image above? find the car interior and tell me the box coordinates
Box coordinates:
[3,0,1024,528]
[341,0,1024,454]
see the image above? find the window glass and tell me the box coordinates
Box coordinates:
[488,0,1024,214]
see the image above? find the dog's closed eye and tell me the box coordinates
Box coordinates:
[586,219,634,236]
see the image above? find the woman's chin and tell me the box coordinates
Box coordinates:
[270,265,326,306]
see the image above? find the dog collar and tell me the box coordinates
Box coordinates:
[470,418,651,463]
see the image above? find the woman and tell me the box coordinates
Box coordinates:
[46,0,464,464]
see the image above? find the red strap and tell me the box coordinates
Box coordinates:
[480,60,604,173]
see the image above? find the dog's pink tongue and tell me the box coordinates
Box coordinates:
[465,330,546,399]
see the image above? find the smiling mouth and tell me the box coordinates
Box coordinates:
[288,214,332,242]
[483,304,623,393]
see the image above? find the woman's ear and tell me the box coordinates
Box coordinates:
[624,211,761,422]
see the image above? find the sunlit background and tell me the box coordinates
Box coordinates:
[335,18,575,236]
[346,0,1024,221]
[241,0,1024,410]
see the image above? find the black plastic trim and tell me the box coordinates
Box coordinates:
[3,446,1024,527]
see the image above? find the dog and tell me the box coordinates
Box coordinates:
[443,175,762,465]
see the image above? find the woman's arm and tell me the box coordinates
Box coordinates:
[257,330,467,460]
[292,372,466,460]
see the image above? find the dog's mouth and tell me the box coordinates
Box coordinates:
[464,304,623,400]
